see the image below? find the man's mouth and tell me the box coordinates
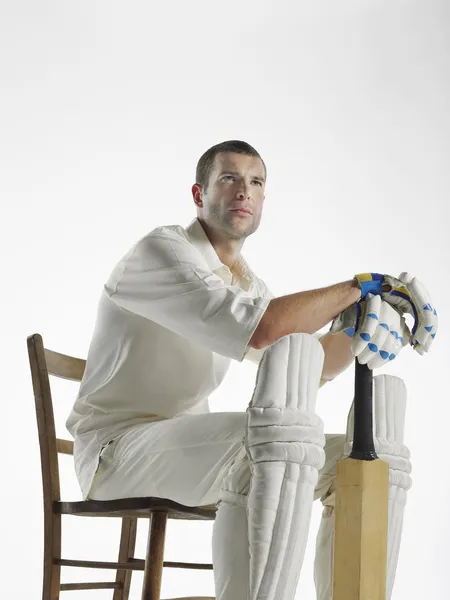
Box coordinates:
[231,209,252,216]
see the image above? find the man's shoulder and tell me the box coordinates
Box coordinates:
[142,223,190,243]
[132,223,195,255]
[105,223,200,291]
[115,222,208,273]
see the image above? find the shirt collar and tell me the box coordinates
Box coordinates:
[185,217,254,286]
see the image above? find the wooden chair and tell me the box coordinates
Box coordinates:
[27,333,217,600]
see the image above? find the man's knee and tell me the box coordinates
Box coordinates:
[221,334,326,505]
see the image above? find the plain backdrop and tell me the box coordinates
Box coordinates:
[1,1,449,598]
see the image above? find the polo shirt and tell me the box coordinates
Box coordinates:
[66,217,274,498]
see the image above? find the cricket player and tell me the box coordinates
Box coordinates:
[66,140,437,600]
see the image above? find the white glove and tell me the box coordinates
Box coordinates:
[354,272,438,355]
[330,293,411,369]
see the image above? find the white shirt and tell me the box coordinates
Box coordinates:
[66,217,273,498]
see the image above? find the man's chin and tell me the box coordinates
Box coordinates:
[227,223,256,239]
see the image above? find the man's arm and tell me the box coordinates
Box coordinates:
[248,279,361,386]
[105,231,271,363]
[250,279,361,349]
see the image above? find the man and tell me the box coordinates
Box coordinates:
[66,140,437,600]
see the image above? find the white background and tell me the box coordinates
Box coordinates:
[1,1,449,598]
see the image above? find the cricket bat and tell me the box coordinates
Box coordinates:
[333,358,389,600]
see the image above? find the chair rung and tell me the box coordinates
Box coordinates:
[57,558,144,571]
[56,438,74,455]
[57,558,213,571]
[164,561,213,571]
[60,582,120,591]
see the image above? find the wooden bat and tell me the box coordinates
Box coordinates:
[333,359,389,600]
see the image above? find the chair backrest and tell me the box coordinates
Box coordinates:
[27,333,86,504]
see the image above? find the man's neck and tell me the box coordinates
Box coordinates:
[198,218,245,272]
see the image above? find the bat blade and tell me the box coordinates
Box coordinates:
[333,457,389,600]
[333,358,389,599]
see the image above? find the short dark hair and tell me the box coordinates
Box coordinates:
[195,140,266,191]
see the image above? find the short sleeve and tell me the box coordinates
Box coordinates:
[105,232,270,362]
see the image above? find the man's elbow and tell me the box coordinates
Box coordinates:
[250,301,285,350]
[249,313,274,350]
[250,308,315,351]
[249,323,266,350]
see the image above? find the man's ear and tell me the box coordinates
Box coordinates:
[192,183,203,208]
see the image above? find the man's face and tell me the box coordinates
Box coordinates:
[194,152,266,240]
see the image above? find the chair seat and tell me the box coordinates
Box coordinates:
[57,496,217,520]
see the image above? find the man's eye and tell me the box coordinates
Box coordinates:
[223,175,235,181]
[253,180,262,186]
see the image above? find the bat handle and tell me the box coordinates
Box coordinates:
[349,358,378,461]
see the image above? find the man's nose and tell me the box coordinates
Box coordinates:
[236,185,251,199]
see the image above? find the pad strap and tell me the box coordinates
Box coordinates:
[354,272,384,299]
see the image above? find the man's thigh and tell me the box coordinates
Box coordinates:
[88,412,247,506]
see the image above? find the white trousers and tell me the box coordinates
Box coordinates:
[89,411,344,598]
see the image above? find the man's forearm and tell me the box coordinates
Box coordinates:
[251,279,361,349]
[319,330,355,384]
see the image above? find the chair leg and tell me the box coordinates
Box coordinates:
[141,511,168,600]
[42,512,61,600]
[113,517,138,600]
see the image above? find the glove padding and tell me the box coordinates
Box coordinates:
[354,272,438,355]
[330,293,411,369]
